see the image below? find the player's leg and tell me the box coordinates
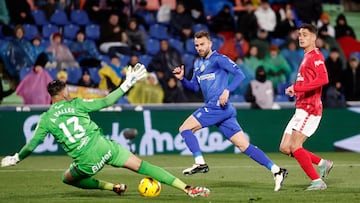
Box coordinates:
[111,147,210,197]
[178,113,209,175]
[62,163,126,195]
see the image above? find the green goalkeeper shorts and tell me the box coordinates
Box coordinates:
[69,136,132,178]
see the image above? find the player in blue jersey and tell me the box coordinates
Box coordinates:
[173,30,288,191]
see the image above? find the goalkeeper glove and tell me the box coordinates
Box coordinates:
[120,63,147,92]
[1,153,19,167]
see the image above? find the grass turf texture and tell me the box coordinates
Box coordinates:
[0,152,359,203]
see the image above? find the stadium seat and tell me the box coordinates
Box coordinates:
[149,24,169,40]
[182,53,195,76]
[70,9,90,26]
[87,67,100,84]
[139,54,153,67]
[136,10,156,26]
[62,38,73,46]
[145,38,160,55]
[31,9,49,26]
[42,24,59,39]
[45,68,59,79]
[22,24,39,40]
[118,54,130,65]
[85,24,100,40]
[271,38,286,47]
[185,38,197,55]
[99,54,110,65]
[229,94,245,102]
[274,94,290,102]
[63,24,80,40]
[192,23,209,33]
[211,37,223,51]
[50,9,70,26]
[276,81,291,95]
[168,37,184,54]
[66,67,82,84]
[19,67,32,81]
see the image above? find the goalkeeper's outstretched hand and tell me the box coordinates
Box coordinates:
[120,63,147,92]
[1,153,19,167]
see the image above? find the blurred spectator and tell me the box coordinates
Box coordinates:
[99,13,131,56]
[323,47,345,107]
[69,30,102,68]
[273,3,297,39]
[98,55,124,91]
[234,56,254,95]
[125,18,146,54]
[127,72,164,104]
[147,39,184,88]
[16,53,53,105]
[317,12,335,38]
[1,25,35,81]
[342,55,360,101]
[77,68,97,88]
[236,2,258,41]
[163,76,188,103]
[315,38,330,59]
[280,40,303,82]
[263,45,291,90]
[47,32,80,69]
[5,0,35,24]
[209,4,236,34]
[244,66,276,109]
[291,0,322,24]
[31,36,46,59]
[250,29,270,59]
[41,0,57,20]
[0,0,10,25]
[219,31,249,61]
[244,45,264,73]
[0,59,15,104]
[57,69,68,83]
[170,2,194,42]
[254,0,276,33]
[84,0,127,25]
[181,0,207,24]
[335,14,356,39]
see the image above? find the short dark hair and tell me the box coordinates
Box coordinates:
[299,23,318,35]
[47,80,66,96]
[194,30,211,40]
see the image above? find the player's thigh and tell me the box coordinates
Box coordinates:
[179,114,202,132]
[107,140,133,168]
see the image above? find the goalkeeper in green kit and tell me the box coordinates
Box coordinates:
[1,63,210,198]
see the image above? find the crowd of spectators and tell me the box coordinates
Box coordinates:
[0,0,360,107]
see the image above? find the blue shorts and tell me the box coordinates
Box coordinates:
[192,103,242,139]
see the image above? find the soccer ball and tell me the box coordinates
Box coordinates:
[138,177,161,197]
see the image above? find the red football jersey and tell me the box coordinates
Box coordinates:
[294,48,329,116]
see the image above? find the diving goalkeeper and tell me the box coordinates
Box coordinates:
[1,63,210,198]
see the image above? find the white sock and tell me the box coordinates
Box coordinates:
[318,159,325,166]
[195,156,205,165]
[271,164,281,174]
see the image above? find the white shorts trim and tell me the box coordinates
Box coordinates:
[284,109,321,137]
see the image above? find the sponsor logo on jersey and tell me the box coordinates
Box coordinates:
[92,150,112,173]
[198,73,215,81]
[314,60,324,67]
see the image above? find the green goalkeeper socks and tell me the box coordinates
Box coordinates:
[63,175,113,191]
[138,160,186,190]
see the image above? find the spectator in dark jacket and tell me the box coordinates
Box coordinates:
[335,14,356,39]
[291,0,322,24]
[170,2,194,42]
[342,55,360,101]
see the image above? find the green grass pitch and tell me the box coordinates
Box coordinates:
[1,152,359,203]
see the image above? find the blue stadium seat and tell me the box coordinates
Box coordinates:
[192,23,209,33]
[66,67,82,84]
[229,94,245,102]
[149,24,169,40]
[276,81,291,95]
[42,24,59,39]
[85,24,100,40]
[182,53,195,76]
[19,67,32,81]
[139,54,153,67]
[50,10,70,26]
[118,54,130,65]
[271,38,286,47]
[274,94,290,102]
[145,38,160,55]
[63,24,80,40]
[185,38,197,55]
[62,38,73,46]
[211,37,223,51]
[136,10,156,26]
[45,68,59,79]
[87,67,100,84]
[70,9,90,26]
[31,9,49,26]
[168,37,184,54]
[22,24,39,40]
[98,54,110,65]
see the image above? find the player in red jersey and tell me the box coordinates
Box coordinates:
[279,23,334,190]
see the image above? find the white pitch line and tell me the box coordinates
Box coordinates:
[1,163,360,173]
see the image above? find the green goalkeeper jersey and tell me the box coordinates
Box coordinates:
[18,88,125,160]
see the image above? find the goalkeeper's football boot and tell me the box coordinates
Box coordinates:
[306,179,327,191]
[113,183,127,195]
[183,164,209,175]
[319,160,333,179]
[274,168,288,191]
[185,186,210,197]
